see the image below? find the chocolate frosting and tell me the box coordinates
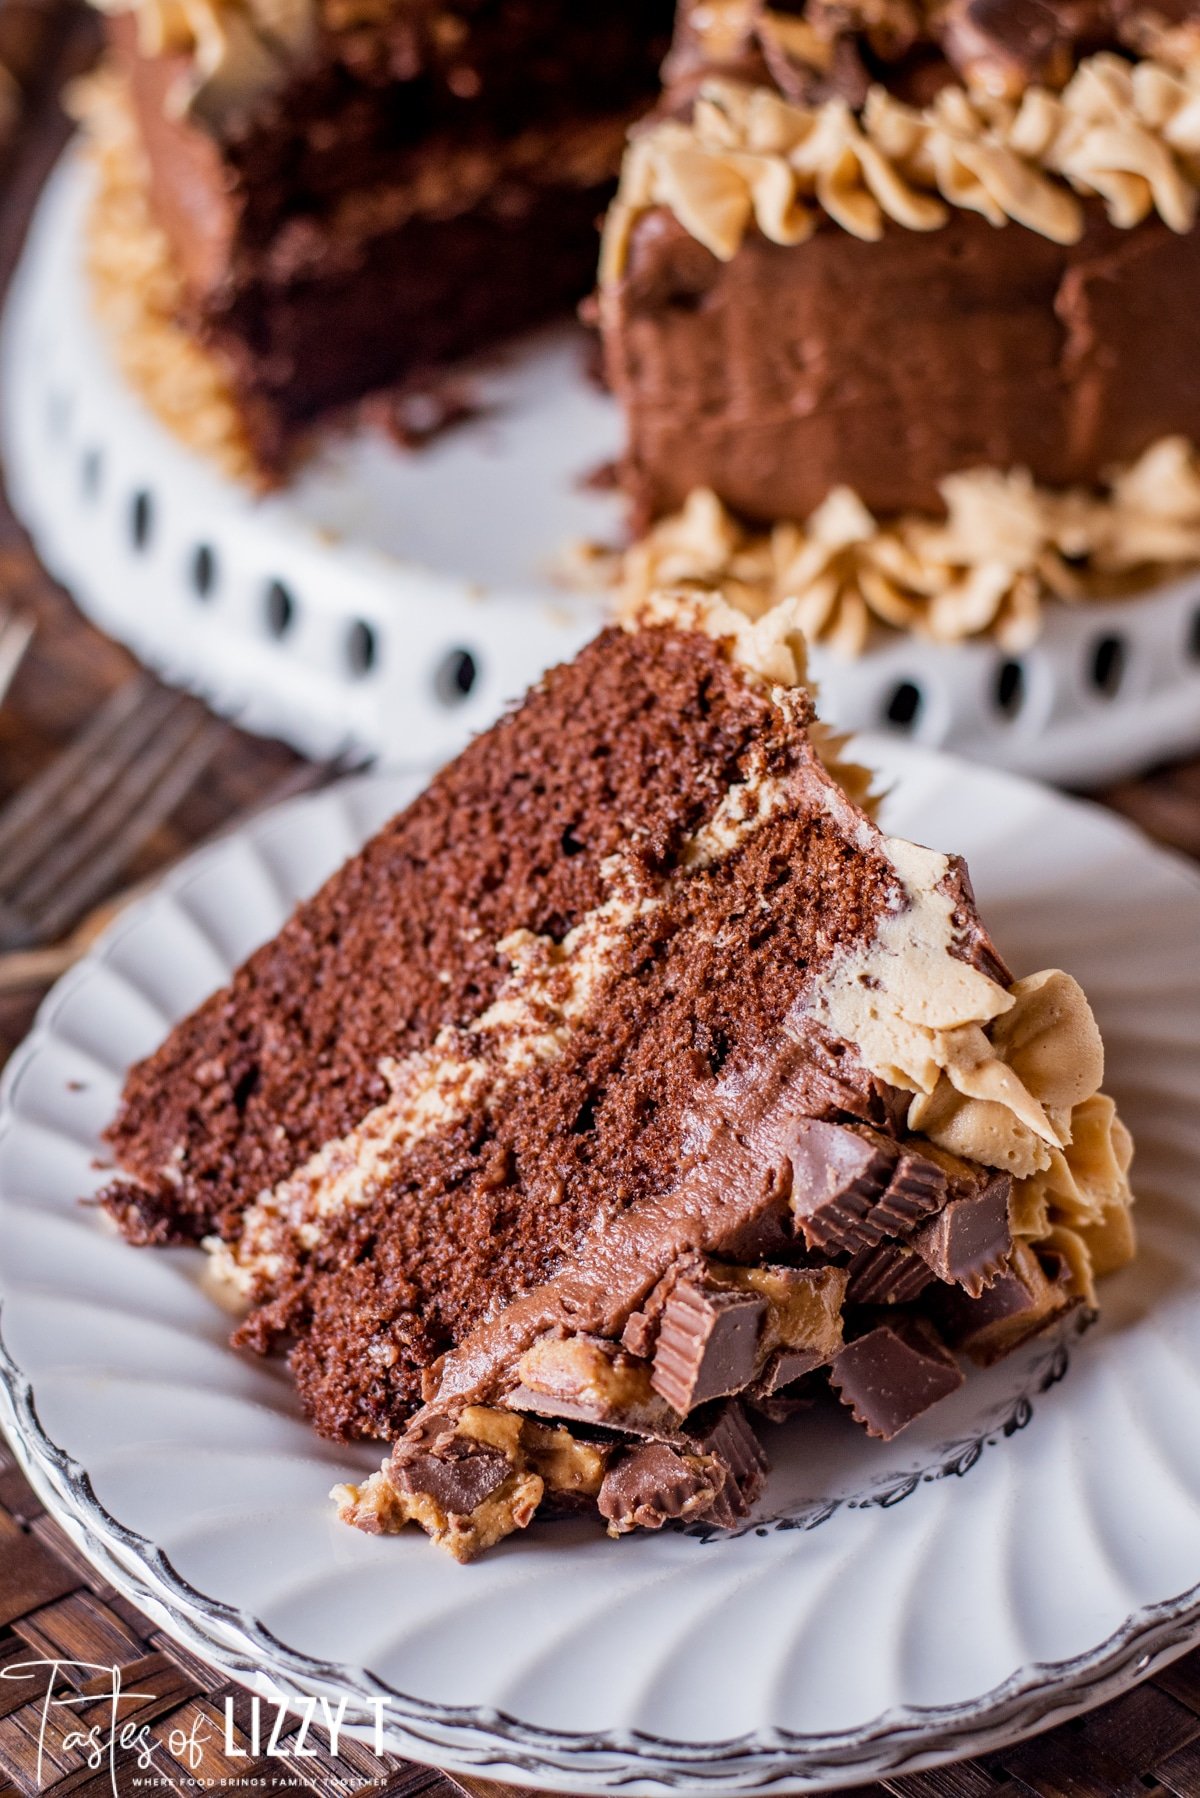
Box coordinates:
[602,197,1200,525]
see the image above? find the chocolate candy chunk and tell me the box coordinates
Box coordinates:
[758,12,872,106]
[913,1174,1013,1298]
[875,1147,949,1240]
[934,1242,1077,1366]
[939,0,1075,96]
[831,1317,963,1439]
[505,1333,681,1438]
[938,855,1014,987]
[621,1307,659,1360]
[786,1120,946,1253]
[598,1443,724,1534]
[845,1241,933,1305]
[747,1363,822,1423]
[651,1274,767,1414]
[787,1119,896,1251]
[688,1401,769,1528]
[392,1442,511,1517]
[756,1344,827,1392]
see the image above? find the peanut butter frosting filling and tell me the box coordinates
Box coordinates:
[615,439,1200,653]
[601,49,1200,281]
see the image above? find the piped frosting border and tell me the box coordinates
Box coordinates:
[613,439,1200,653]
[601,49,1200,281]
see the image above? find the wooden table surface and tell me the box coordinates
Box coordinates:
[2,11,1200,1798]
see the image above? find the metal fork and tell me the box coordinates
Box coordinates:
[0,674,233,951]
[0,608,34,710]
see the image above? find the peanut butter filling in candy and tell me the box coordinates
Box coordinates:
[101,593,1136,1561]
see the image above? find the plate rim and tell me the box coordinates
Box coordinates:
[4,748,1200,1791]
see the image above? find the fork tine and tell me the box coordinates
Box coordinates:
[27,716,233,947]
[0,612,34,707]
[11,700,221,917]
[0,673,166,864]
[0,683,197,895]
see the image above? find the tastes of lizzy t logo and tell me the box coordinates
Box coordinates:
[0,1660,391,1796]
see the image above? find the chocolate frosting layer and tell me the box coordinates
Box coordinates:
[601,197,1200,524]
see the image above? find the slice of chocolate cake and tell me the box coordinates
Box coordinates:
[102,588,1135,1558]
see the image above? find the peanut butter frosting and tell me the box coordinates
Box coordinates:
[803,818,1134,1301]
[601,48,1200,281]
[615,438,1200,653]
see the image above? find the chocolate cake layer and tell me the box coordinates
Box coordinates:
[601,196,1200,528]
[105,625,805,1246]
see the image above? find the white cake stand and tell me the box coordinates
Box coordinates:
[5,144,1200,782]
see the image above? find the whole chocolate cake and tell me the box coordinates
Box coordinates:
[82,0,1200,645]
[102,590,1136,1559]
[599,0,1200,649]
[82,0,673,475]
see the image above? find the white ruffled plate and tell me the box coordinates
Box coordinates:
[2,743,1200,1794]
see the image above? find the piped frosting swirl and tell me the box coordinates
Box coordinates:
[614,438,1200,654]
[601,48,1200,281]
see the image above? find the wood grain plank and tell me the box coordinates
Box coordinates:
[12,1592,147,1679]
[996,1684,1200,1797]
[0,1514,79,1628]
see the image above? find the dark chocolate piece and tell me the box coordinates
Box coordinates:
[621,1308,660,1360]
[746,1365,823,1424]
[687,1401,769,1527]
[651,1273,767,1413]
[755,1345,827,1392]
[786,1120,896,1252]
[874,1147,950,1240]
[940,0,1075,95]
[939,857,1015,989]
[597,1442,724,1533]
[391,1439,511,1517]
[934,1243,1078,1366]
[830,1317,964,1439]
[845,1241,934,1306]
[913,1175,1013,1298]
[785,1120,946,1254]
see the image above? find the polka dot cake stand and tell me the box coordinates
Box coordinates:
[5,144,1200,783]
